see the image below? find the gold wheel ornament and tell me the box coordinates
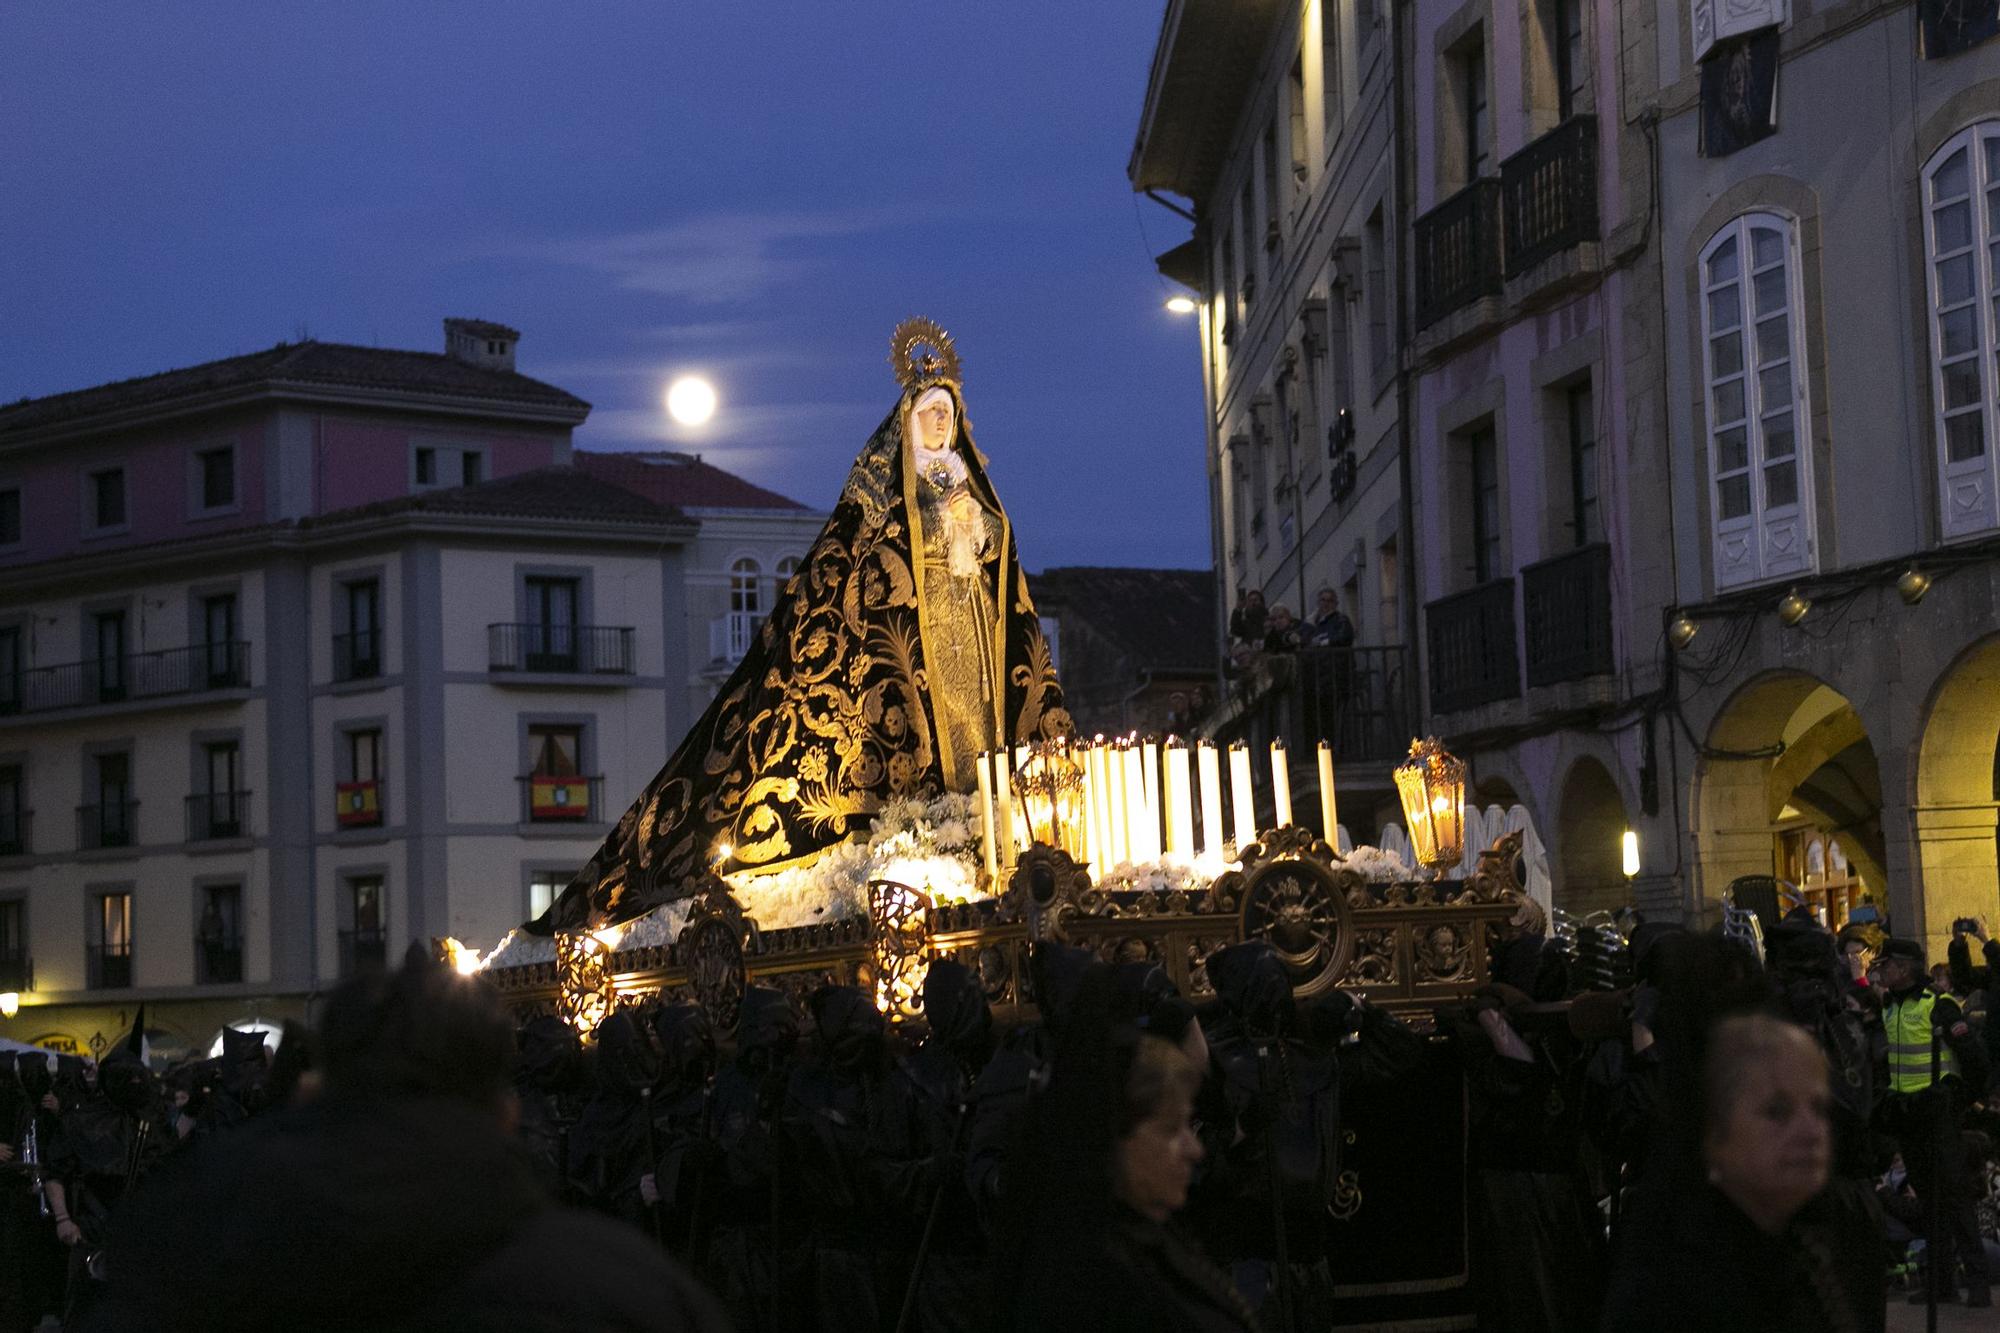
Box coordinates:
[1215,826,1357,997]
[889,316,962,391]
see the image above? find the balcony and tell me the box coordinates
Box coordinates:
[333,630,382,683]
[1426,579,1521,714]
[709,612,760,666]
[487,624,634,676]
[87,942,132,990]
[8,642,250,716]
[194,936,244,985]
[78,800,140,851]
[519,774,604,824]
[0,809,27,857]
[1212,645,1417,766]
[1414,178,1503,330]
[339,928,388,976]
[186,790,253,842]
[335,778,384,830]
[1501,116,1599,279]
[1523,543,1614,688]
[0,951,30,992]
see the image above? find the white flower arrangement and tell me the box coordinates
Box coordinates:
[1341,844,1416,883]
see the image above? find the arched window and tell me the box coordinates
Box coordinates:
[1698,213,1816,590]
[1923,123,2000,539]
[775,555,800,589]
[729,557,762,615]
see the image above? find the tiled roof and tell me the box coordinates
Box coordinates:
[0,339,588,438]
[307,466,681,529]
[575,449,811,512]
[1030,566,1219,673]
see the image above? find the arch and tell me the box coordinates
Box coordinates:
[1693,670,1884,928]
[1554,756,1631,918]
[1912,632,2000,953]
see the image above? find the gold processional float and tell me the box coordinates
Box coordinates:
[457,321,1532,1037]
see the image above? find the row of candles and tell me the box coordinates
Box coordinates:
[973,737,1338,882]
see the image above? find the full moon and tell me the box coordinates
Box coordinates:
[665,376,718,426]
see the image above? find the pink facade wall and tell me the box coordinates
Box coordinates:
[315,416,562,514]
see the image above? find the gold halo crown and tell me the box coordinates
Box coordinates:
[889,316,962,392]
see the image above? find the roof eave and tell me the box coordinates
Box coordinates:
[1127,0,1284,203]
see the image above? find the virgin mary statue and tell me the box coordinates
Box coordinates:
[532,319,1070,933]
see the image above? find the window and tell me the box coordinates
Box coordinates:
[1251,423,1272,553]
[461,451,484,487]
[0,764,23,854]
[524,576,580,669]
[1263,121,1282,254]
[1322,1,1343,131]
[90,467,126,530]
[93,610,127,701]
[1923,124,2000,540]
[1378,537,1402,644]
[529,872,568,919]
[195,882,243,984]
[202,593,240,687]
[1220,228,1239,343]
[1469,426,1501,583]
[527,724,589,821]
[414,448,437,488]
[530,725,582,778]
[341,876,386,976]
[0,626,19,715]
[348,728,382,783]
[1239,179,1259,310]
[1464,39,1492,180]
[1288,55,1309,203]
[1565,382,1601,545]
[0,899,22,975]
[90,890,132,989]
[340,578,382,680]
[775,555,801,590]
[197,447,235,510]
[92,752,133,849]
[1365,209,1390,373]
[729,558,763,616]
[1699,214,1815,588]
[197,741,242,839]
[0,486,19,545]
[1554,0,1585,121]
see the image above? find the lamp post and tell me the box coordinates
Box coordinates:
[1394,737,1468,872]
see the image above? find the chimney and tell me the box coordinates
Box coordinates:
[443,318,520,372]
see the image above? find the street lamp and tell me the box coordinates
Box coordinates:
[1394,738,1467,872]
[0,992,16,1019]
[1622,829,1641,881]
[1165,295,1198,315]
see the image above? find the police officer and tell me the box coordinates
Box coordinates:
[1876,936,1992,1308]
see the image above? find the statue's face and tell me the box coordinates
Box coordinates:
[912,392,956,453]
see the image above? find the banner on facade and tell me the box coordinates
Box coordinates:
[1699,29,1780,159]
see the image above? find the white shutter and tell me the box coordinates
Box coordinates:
[1691,0,1789,63]
[1923,125,2000,541]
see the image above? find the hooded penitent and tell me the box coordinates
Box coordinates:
[533,320,1070,933]
[1207,941,1298,1040]
[921,959,993,1064]
[99,1005,156,1116]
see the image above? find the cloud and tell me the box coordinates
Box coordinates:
[490,210,896,306]
[578,398,882,450]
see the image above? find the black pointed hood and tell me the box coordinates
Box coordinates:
[921,960,992,1059]
[1207,941,1296,1039]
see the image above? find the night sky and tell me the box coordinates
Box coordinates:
[0,6,1209,570]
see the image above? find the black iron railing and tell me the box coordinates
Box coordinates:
[339,928,388,976]
[78,801,140,851]
[88,943,132,990]
[518,774,606,824]
[1501,115,1599,277]
[333,630,382,682]
[186,791,252,842]
[1523,543,1614,687]
[1414,178,1503,329]
[487,624,635,675]
[0,951,29,992]
[13,642,250,714]
[195,937,244,985]
[1426,579,1521,713]
[0,809,26,857]
[1214,645,1416,769]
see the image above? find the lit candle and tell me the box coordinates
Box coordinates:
[1197,741,1224,863]
[1105,741,1128,868]
[976,750,998,881]
[1123,742,1148,865]
[1269,740,1293,829]
[1228,743,1256,857]
[1141,738,1162,864]
[1166,740,1195,858]
[1317,741,1339,849]
[994,750,1016,865]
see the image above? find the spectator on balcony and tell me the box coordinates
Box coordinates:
[1227,590,1267,648]
[1307,589,1354,651]
[1262,606,1302,656]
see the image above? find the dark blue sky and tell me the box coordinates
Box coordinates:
[0,6,1209,570]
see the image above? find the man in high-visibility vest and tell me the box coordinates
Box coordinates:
[1875,936,1992,1308]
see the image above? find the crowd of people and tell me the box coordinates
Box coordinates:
[0,909,1996,1331]
[1225,588,1354,680]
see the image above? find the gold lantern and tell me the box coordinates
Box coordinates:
[1394,737,1468,872]
[867,878,933,1020]
[1010,742,1088,859]
[555,930,616,1039]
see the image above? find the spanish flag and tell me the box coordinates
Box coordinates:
[336,780,381,827]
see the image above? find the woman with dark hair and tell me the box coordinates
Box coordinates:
[998,978,1255,1333]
